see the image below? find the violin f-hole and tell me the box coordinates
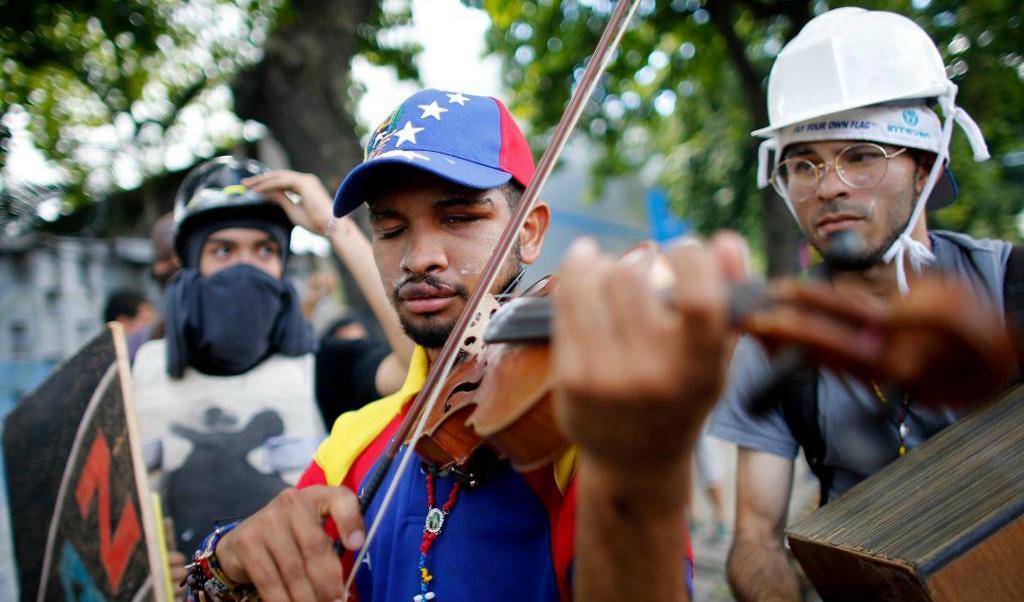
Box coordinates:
[444,379,481,413]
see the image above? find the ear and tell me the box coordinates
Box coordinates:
[915,152,937,195]
[518,201,550,265]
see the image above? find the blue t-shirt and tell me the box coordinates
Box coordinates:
[355,453,561,601]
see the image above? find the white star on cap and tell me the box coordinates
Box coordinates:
[376,149,430,162]
[446,92,470,106]
[418,101,448,121]
[394,121,424,147]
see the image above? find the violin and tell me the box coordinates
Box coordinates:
[407,261,1018,475]
[411,275,564,473]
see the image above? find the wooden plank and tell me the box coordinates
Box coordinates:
[3,324,165,601]
[113,324,167,602]
[927,514,1024,600]
[788,532,930,601]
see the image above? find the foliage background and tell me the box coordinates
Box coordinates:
[2,0,1022,274]
[0,0,420,233]
[480,0,1024,273]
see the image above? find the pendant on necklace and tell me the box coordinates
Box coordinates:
[898,423,909,439]
[424,507,446,535]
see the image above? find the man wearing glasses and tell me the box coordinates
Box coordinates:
[707,7,1017,601]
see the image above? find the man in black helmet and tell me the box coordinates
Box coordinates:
[133,156,324,557]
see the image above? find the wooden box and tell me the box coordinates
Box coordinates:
[786,385,1024,601]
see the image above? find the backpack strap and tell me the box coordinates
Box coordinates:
[1003,245,1024,376]
[772,369,832,505]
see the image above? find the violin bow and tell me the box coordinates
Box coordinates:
[342,0,643,594]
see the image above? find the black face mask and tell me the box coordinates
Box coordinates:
[164,264,314,378]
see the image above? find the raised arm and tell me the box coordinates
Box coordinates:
[323,214,411,394]
[323,209,415,372]
[728,448,801,602]
[244,170,414,393]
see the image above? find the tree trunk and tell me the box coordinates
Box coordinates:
[231,0,383,336]
[707,0,805,277]
[232,0,373,185]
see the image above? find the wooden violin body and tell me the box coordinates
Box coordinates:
[411,277,569,472]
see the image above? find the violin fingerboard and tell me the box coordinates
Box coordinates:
[484,297,553,344]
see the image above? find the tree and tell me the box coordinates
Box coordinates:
[232,0,421,189]
[480,0,1024,276]
[1,0,421,333]
[0,0,419,235]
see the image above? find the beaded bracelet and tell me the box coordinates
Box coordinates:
[184,521,259,602]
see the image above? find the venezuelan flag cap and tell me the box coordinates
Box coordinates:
[332,89,535,217]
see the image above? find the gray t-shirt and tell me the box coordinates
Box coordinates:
[708,230,1013,500]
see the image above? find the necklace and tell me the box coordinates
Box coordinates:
[871,380,911,457]
[414,470,461,601]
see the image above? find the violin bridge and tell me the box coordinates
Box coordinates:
[458,294,500,356]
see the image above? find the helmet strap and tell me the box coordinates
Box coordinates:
[880,86,969,295]
[756,138,776,190]
[760,137,804,227]
[949,97,990,162]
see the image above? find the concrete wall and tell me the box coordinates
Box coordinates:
[0,236,157,408]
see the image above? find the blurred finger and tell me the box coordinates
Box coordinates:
[745,305,881,371]
[553,238,615,386]
[289,499,346,601]
[709,230,751,283]
[773,280,884,325]
[668,242,730,398]
[265,514,320,602]
[608,256,672,354]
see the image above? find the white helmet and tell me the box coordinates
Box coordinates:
[752,7,990,294]
[753,8,950,137]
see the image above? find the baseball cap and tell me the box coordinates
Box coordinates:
[332,89,535,217]
[777,101,958,209]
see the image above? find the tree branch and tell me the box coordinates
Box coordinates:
[705,0,768,125]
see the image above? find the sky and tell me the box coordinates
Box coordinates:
[353,0,502,131]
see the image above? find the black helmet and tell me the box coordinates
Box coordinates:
[173,156,293,267]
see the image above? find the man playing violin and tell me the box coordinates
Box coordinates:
[184,88,746,601]
[708,8,1019,601]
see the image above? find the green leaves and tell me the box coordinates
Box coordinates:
[2,0,278,223]
[480,0,1024,267]
[1,0,421,234]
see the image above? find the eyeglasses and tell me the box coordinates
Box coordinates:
[771,143,908,203]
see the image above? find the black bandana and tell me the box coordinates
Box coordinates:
[164,264,314,378]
